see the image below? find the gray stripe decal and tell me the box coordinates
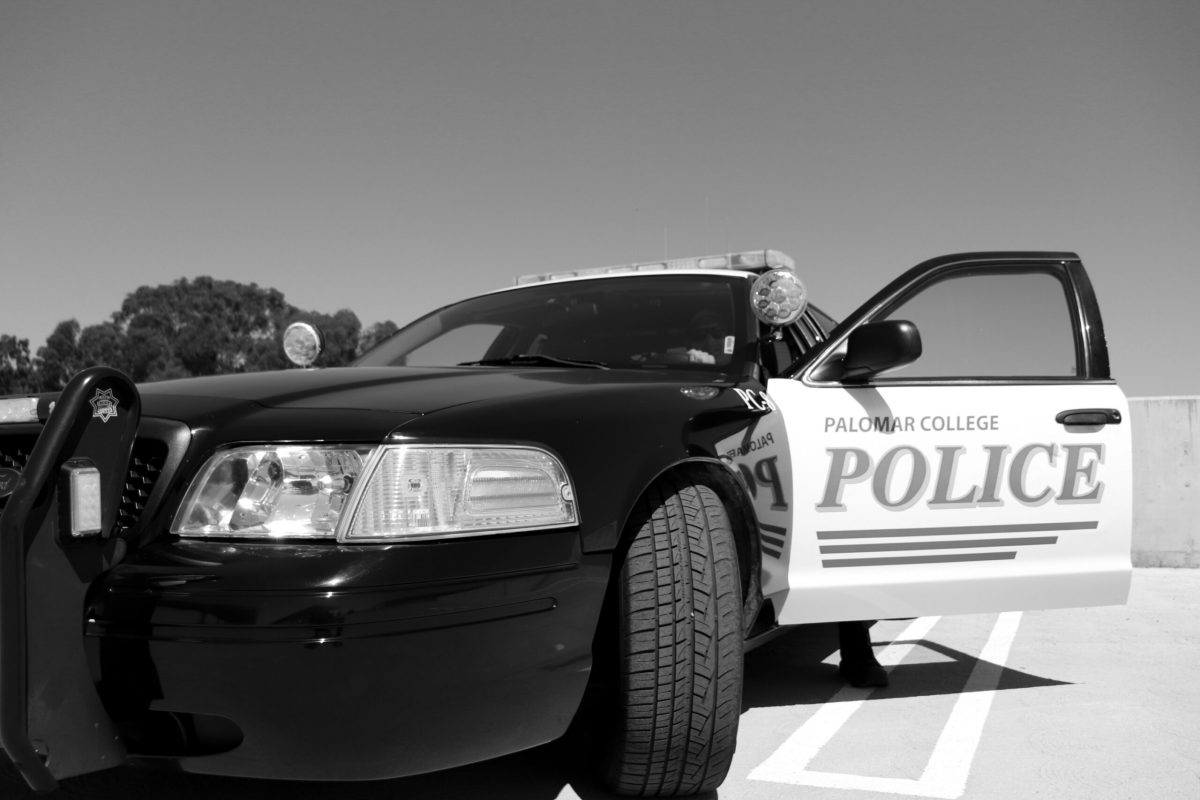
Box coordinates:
[816,521,1098,541]
[820,536,1058,554]
[823,552,1018,568]
[760,521,787,559]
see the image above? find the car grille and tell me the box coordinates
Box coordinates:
[0,434,167,534]
[117,441,168,532]
[0,435,37,474]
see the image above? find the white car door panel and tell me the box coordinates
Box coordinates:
[760,253,1132,624]
[766,380,1130,624]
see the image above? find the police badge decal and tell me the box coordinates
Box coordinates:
[89,388,118,423]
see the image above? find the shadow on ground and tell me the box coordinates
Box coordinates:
[743,622,1069,709]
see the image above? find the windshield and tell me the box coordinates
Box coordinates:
[355,274,750,376]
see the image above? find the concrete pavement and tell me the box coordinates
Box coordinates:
[3,568,1197,799]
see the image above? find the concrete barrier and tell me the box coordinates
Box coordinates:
[1129,397,1199,567]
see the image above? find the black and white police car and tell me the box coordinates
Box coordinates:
[0,250,1130,796]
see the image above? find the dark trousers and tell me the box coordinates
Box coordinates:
[837,620,877,665]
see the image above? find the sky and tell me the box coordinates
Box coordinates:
[2,0,1198,398]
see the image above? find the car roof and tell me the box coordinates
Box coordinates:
[485,269,760,297]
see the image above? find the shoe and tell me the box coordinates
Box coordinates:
[839,659,889,688]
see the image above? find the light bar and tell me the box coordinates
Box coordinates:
[515,249,796,285]
[0,397,38,424]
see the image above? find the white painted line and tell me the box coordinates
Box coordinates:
[747,615,941,781]
[748,612,1022,799]
[916,611,1022,797]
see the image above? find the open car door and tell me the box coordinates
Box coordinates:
[1,368,139,790]
[766,252,1131,624]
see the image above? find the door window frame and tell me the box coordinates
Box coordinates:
[798,252,1113,387]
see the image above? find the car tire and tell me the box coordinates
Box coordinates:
[603,478,744,796]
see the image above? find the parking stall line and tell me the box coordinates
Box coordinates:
[747,616,941,782]
[914,611,1022,797]
[748,612,1022,799]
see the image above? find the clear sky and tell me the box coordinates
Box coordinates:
[2,0,1197,397]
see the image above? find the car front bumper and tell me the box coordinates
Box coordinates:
[86,533,610,781]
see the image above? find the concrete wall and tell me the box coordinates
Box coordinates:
[1130,397,1199,567]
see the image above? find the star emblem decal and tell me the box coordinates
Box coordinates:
[90,387,119,423]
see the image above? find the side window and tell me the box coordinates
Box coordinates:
[878,271,1078,379]
[403,323,504,366]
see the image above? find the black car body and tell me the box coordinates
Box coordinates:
[0,250,1132,796]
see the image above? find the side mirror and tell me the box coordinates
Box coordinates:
[840,320,922,382]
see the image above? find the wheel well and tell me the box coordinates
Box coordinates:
[580,461,766,722]
[668,462,762,610]
[604,461,765,633]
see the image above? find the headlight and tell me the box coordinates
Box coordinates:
[172,444,578,541]
[172,445,374,539]
[343,445,577,541]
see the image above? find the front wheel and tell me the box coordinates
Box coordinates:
[603,478,745,796]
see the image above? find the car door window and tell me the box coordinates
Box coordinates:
[877,270,1078,380]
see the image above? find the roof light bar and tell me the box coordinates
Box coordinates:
[515,249,796,285]
[0,397,38,425]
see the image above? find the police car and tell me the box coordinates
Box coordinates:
[0,250,1130,796]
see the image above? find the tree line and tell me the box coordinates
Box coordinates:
[0,277,398,395]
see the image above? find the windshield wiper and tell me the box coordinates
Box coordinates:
[458,354,609,369]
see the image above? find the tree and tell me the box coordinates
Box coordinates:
[78,322,125,371]
[123,314,177,382]
[0,335,34,395]
[35,320,83,392]
[114,277,295,380]
[357,320,399,357]
[2,277,397,392]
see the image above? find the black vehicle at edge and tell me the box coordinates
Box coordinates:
[0,249,1132,796]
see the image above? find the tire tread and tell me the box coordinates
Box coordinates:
[605,477,744,796]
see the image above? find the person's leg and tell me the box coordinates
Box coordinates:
[837,620,888,687]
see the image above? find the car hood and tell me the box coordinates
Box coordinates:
[137,366,702,421]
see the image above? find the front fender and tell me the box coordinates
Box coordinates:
[399,379,782,552]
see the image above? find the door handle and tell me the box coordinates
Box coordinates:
[1056,408,1122,426]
